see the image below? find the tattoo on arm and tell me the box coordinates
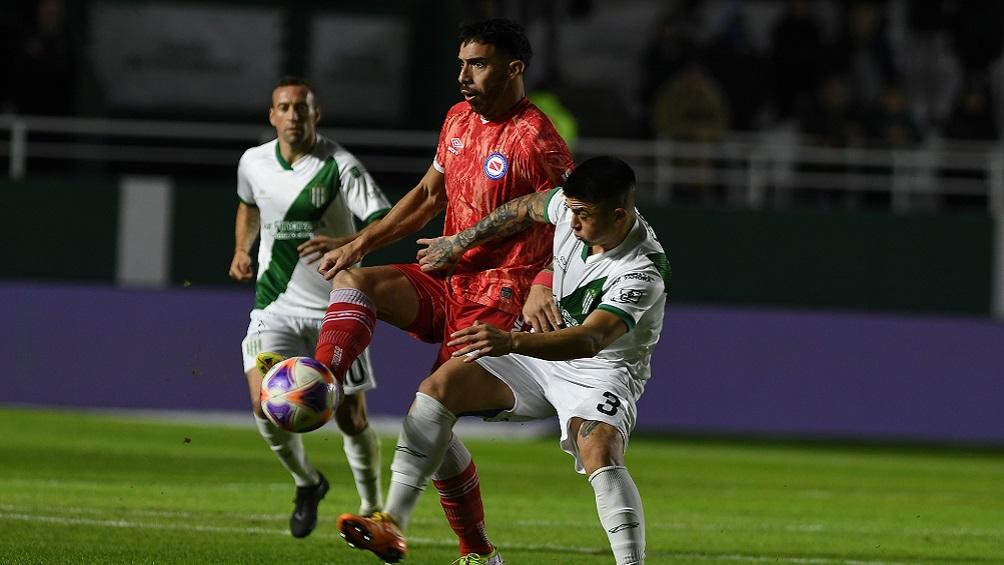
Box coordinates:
[455,192,550,251]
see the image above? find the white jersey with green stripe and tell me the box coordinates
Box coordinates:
[545,188,670,381]
[237,135,391,317]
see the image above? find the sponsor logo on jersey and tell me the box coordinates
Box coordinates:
[447,137,464,155]
[500,287,513,300]
[483,151,508,180]
[349,166,362,178]
[611,288,645,304]
[582,288,599,312]
[619,272,653,283]
[266,220,315,240]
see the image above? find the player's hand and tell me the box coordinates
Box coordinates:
[416,236,464,273]
[229,250,254,282]
[522,284,563,333]
[318,239,365,280]
[447,320,513,362]
[298,234,352,264]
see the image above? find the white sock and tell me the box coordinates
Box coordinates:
[254,415,319,487]
[385,392,457,530]
[343,424,383,515]
[589,466,646,565]
[431,434,472,481]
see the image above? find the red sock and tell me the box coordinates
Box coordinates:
[433,461,492,556]
[314,288,376,384]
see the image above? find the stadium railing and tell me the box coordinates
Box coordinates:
[2,114,1003,316]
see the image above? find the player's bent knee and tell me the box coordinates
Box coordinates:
[417,373,451,404]
[331,268,372,292]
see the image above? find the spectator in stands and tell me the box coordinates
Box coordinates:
[798,73,866,148]
[942,77,999,141]
[828,2,897,111]
[868,84,922,148]
[650,62,730,144]
[769,0,827,120]
[705,7,766,131]
[638,6,702,135]
[13,0,76,116]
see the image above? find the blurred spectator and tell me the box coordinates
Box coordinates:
[828,2,897,110]
[705,7,767,130]
[799,74,866,147]
[868,84,922,147]
[650,63,730,142]
[638,5,702,134]
[769,0,827,120]
[902,0,958,131]
[650,63,730,203]
[942,77,999,141]
[947,1,1004,75]
[13,0,76,116]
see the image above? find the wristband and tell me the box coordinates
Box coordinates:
[532,270,553,288]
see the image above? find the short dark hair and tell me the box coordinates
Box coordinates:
[562,156,636,208]
[273,76,317,99]
[458,18,533,69]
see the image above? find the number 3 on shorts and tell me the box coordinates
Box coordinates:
[596,391,621,416]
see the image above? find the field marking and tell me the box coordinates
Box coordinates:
[0,510,933,564]
[2,502,1001,540]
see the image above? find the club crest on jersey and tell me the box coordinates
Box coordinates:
[483,152,508,180]
[310,185,328,208]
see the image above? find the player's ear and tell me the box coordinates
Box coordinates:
[313,105,322,125]
[509,59,524,78]
[267,105,277,128]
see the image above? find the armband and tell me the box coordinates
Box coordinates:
[532,270,553,288]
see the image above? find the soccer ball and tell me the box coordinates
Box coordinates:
[260,357,341,433]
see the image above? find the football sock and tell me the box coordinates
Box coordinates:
[589,465,646,565]
[315,288,376,383]
[433,439,492,556]
[342,424,384,515]
[385,393,457,530]
[254,414,319,487]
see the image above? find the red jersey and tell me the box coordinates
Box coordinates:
[433,97,573,315]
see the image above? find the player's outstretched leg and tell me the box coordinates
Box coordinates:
[314,288,376,383]
[251,353,329,537]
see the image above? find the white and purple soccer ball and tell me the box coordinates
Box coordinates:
[260,357,341,433]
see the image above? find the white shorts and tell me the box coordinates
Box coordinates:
[241,309,376,395]
[475,354,639,473]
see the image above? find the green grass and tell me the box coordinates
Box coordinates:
[1,407,1002,564]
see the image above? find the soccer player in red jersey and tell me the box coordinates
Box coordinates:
[313,18,573,564]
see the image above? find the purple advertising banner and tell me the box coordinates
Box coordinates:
[4,282,1003,443]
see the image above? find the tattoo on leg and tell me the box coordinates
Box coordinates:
[579,420,601,439]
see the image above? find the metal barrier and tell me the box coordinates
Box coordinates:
[2,114,1003,316]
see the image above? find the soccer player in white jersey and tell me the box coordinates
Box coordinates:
[337,156,668,565]
[228,77,392,538]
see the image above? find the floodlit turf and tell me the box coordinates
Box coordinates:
[1,407,1002,564]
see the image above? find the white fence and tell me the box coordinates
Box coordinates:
[2,114,1003,316]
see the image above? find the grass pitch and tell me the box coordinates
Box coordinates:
[0,406,1002,564]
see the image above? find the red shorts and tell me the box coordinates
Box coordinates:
[390,263,523,370]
